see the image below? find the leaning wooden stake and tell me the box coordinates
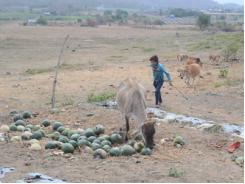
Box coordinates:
[51,35,69,109]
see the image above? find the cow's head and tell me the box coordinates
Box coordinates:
[177,69,186,79]
[196,58,203,67]
[141,121,156,149]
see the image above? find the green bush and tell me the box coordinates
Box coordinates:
[222,43,239,62]
[215,21,236,32]
[77,18,82,23]
[219,68,229,78]
[87,91,116,103]
[152,19,165,25]
[37,17,48,25]
[103,10,114,23]
[197,13,210,30]
[115,9,128,24]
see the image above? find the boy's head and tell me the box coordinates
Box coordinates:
[149,55,159,66]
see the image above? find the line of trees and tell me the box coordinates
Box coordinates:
[168,8,201,17]
[104,9,129,24]
[80,9,166,27]
[80,9,129,27]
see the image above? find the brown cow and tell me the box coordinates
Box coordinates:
[116,78,156,149]
[177,54,188,62]
[178,63,202,88]
[209,54,221,64]
[186,57,203,67]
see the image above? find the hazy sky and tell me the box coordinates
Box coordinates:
[215,0,244,5]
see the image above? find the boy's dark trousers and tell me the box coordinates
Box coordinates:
[153,80,164,105]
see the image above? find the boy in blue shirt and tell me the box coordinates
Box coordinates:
[149,55,173,107]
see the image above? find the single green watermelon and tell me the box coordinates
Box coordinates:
[62,143,74,154]
[109,147,121,156]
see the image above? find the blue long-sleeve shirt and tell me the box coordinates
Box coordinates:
[152,63,172,82]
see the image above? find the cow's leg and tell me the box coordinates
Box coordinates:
[184,75,188,84]
[139,124,146,145]
[185,77,188,85]
[125,116,130,142]
[186,77,190,87]
[192,78,195,87]
[192,78,196,90]
[118,112,124,132]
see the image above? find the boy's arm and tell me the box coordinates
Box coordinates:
[160,65,172,81]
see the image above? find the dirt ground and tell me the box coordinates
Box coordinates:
[0,23,244,182]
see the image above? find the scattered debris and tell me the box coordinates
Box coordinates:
[235,157,244,167]
[160,138,166,145]
[147,112,155,118]
[231,155,237,161]
[16,173,66,183]
[0,167,15,180]
[9,111,18,116]
[223,124,244,137]
[227,141,241,153]
[86,113,95,117]
[50,108,60,114]
[146,107,244,138]
[50,151,64,156]
[205,92,224,96]
[135,160,141,164]
[214,143,223,149]
[95,101,117,109]
[95,103,243,138]
[0,133,5,142]
[168,167,184,178]
[203,124,224,133]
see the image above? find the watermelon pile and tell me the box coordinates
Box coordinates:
[0,110,153,159]
[45,123,152,159]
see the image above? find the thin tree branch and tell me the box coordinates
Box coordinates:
[51,35,69,109]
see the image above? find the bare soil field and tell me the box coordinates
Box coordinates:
[0,23,244,182]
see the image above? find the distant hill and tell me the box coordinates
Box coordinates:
[222,3,244,10]
[0,0,243,11]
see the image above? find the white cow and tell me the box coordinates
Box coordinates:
[116,78,155,149]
